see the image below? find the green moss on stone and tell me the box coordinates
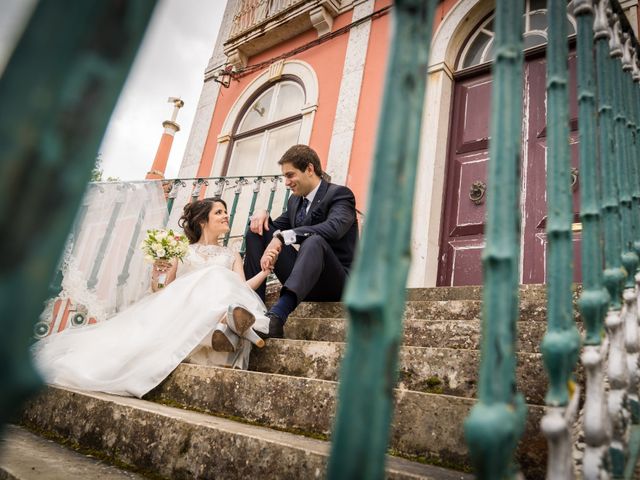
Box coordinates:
[19,419,170,480]
[387,447,474,473]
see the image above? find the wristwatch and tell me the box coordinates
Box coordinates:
[273,230,285,244]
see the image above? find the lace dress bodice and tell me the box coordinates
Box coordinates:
[177,244,236,278]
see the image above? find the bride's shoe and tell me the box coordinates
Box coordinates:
[226,305,265,348]
[243,327,265,348]
[211,323,239,352]
[226,304,256,335]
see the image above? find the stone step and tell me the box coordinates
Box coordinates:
[284,316,547,353]
[21,386,474,480]
[291,297,562,323]
[148,363,546,479]
[246,339,547,404]
[0,424,142,480]
[271,283,571,303]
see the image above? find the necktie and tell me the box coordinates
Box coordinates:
[295,198,309,226]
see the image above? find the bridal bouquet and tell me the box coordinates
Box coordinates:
[141,228,189,288]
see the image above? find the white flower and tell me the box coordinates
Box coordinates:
[156,248,166,258]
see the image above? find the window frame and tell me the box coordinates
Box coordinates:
[221,74,306,176]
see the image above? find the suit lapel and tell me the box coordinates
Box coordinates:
[302,180,329,226]
[287,195,298,227]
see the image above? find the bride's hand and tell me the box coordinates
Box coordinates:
[153,259,172,273]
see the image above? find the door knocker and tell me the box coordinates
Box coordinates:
[570,167,579,191]
[469,181,487,205]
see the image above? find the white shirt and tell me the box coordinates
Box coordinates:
[280,180,322,245]
[303,181,321,214]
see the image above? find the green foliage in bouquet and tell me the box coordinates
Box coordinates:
[141,229,189,262]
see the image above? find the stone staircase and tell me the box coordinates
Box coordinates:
[8,286,557,479]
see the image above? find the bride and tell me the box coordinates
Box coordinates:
[33,197,271,398]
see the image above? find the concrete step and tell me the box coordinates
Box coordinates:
[21,386,474,480]
[247,339,547,405]
[147,363,546,479]
[284,316,547,353]
[291,297,562,323]
[0,424,142,480]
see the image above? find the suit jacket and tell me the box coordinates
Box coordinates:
[272,180,358,271]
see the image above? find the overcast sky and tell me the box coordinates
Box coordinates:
[0,0,228,180]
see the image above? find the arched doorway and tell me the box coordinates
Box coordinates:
[436,0,581,286]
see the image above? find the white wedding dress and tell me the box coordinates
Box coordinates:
[32,244,269,398]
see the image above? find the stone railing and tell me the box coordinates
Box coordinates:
[229,0,307,38]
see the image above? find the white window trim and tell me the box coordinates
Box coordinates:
[211,60,319,178]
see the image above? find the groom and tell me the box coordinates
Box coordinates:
[243,144,359,339]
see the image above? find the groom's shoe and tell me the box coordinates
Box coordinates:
[257,312,285,339]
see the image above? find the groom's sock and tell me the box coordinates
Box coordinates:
[269,290,298,324]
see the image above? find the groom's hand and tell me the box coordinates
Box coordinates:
[260,238,282,271]
[250,210,270,235]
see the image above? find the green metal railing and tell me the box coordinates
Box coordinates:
[0,0,157,431]
[463,1,527,478]
[462,0,640,477]
[575,0,610,477]
[163,174,287,254]
[328,1,438,478]
[540,0,582,476]
[10,1,640,479]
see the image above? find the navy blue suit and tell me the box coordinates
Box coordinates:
[244,180,358,303]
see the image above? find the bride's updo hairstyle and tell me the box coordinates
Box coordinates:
[178,197,227,244]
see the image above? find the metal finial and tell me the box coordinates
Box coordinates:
[622,35,633,71]
[609,13,623,57]
[632,50,640,81]
[574,0,594,16]
[594,0,610,40]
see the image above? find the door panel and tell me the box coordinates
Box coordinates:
[437,73,491,286]
[438,53,582,286]
[522,54,582,283]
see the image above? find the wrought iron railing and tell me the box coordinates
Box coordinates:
[0,0,158,431]
[163,174,289,253]
[35,174,290,339]
[463,0,640,478]
[8,0,640,479]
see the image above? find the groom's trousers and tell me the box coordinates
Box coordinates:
[243,226,348,303]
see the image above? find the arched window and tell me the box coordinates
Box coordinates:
[458,0,577,70]
[224,78,305,176]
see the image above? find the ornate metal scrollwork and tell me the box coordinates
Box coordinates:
[571,167,579,190]
[469,181,487,205]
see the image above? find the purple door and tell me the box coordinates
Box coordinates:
[438,52,582,286]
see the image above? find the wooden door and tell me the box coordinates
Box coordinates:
[437,72,492,286]
[437,53,581,286]
[521,53,581,283]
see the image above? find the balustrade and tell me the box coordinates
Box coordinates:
[34,174,289,340]
[229,0,306,38]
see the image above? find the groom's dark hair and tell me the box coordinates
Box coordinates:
[278,144,323,177]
